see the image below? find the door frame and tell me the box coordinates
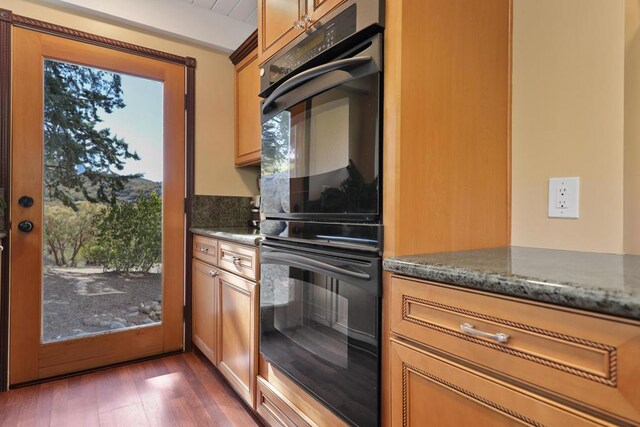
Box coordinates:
[0,9,197,391]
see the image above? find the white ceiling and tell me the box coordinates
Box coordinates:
[38,0,258,52]
[175,0,258,26]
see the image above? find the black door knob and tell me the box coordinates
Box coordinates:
[18,196,34,208]
[18,221,34,233]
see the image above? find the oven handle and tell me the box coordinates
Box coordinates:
[261,250,371,280]
[261,56,372,114]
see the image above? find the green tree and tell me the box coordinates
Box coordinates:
[44,60,141,209]
[44,202,104,267]
[94,191,162,274]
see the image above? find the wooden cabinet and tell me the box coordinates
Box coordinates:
[258,0,305,65]
[217,269,258,406]
[231,32,261,167]
[304,0,345,26]
[390,339,611,427]
[385,274,640,426]
[191,236,259,408]
[192,259,218,364]
[257,0,345,65]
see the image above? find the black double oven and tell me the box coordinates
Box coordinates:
[259,3,383,426]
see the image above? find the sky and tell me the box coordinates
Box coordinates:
[97,73,164,183]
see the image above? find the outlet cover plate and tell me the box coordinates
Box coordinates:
[548,177,580,219]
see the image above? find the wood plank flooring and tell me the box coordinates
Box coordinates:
[0,351,262,426]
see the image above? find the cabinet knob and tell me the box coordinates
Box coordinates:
[293,20,305,29]
[302,14,312,24]
[208,270,219,278]
[260,68,265,77]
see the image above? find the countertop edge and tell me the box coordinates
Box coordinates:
[190,227,263,247]
[383,258,640,321]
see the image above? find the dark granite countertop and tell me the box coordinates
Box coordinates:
[190,227,263,247]
[384,247,640,320]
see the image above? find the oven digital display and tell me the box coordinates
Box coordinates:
[269,4,357,84]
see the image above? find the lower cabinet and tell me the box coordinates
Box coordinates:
[390,339,612,427]
[192,259,217,363]
[217,269,258,406]
[191,236,259,408]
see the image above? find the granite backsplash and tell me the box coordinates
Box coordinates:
[191,195,253,228]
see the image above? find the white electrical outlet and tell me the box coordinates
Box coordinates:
[548,177,580,218]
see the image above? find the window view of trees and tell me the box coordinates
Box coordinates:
[42,60,164,342]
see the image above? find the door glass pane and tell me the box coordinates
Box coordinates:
[42,59,164,343]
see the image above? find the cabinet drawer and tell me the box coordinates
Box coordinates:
[218,241,258,281]
[193,235,218,265]
[390,339,613,427]
[256,377,313,427]
[389,276,640,424]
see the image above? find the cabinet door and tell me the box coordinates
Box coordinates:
[258,0,305,64]
[192,260,218,364]
[218,270,258,407]
[390,339,610,427]
[235,50,262,166]
[305,0,345,26]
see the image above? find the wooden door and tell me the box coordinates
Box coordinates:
[235,48,262,166]
[258,0,305,64]
[9,28,185,385]
[217,269,258,407]
[305,0,345,26]
[192,260,218,365]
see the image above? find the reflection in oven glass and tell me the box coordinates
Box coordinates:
[260,263,378,426]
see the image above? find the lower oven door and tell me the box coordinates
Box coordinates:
[260,242,381,427]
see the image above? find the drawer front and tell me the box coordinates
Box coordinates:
[193,235,218,265]
[218,241,258,281]
[389,276,640,424]
[256,377,314,427]
[390,339,612,427]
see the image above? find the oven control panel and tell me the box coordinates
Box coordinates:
[268,4,357,86]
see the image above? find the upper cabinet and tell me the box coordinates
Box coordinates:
[258,0,345,65]
[230,31,261,167]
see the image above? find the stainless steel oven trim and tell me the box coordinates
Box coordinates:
[260,34,382,123]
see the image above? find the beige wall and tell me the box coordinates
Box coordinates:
[5,0,259,197]
[511,0,626,253]
[625,0,640,254]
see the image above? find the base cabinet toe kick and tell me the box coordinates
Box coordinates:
[386,275,640,427]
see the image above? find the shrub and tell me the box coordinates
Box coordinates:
[94,191,162,274]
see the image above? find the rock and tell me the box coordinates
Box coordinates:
[126,312,138,318]
[72,329,85,335]
[151,302,161,312]
[83,317,100,327]
[114,317,126,324]
[141,318,155,325]
[99,321,112,327]
[110,321,126,329]
[140,305,151,314]
[127,306,139,313]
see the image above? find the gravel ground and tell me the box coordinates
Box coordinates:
[42,267,162,342]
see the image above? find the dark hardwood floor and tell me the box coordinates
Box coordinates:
[0,351,262,426]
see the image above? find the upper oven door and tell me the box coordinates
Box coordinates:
[261,35,382,222]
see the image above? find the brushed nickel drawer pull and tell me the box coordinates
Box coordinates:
[460,323,510,344]
[208,270,219,277]
[198,246,210,253]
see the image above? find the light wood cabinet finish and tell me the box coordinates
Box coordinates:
[234,48,261,166]
[258,0,305,65]
[258,355,348,427]
[217,269,259,407]
[256,376,314,427]
[192,259,218,364]
[383,0,511,257]
[193,235,218,265]
[304,0,345,26]
[389,276,640,424]
[218,240,259,281]
[191,235,260,408]
[390,339,613,427]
